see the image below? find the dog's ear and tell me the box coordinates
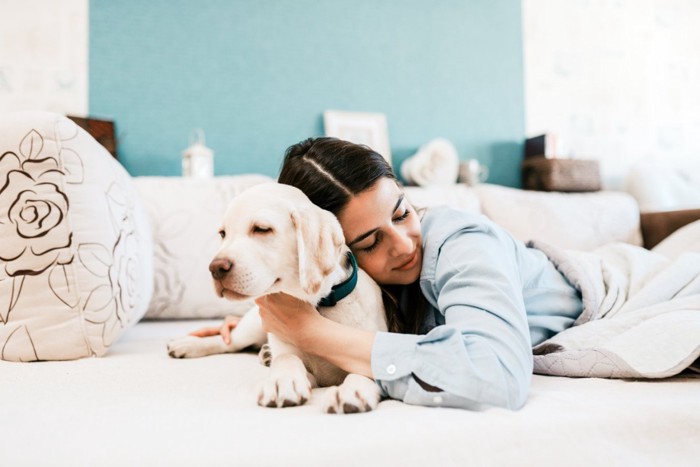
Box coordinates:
[291,206,345,296]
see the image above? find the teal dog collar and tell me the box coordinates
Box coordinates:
[318,252,358,307]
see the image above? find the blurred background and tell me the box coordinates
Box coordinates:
[2,0,699,189]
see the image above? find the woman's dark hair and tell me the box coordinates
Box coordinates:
[278,137,396,215]
[278,137,427,334]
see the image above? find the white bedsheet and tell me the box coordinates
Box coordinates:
[2,320,699,466]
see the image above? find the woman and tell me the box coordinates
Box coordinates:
[192,137,583,410]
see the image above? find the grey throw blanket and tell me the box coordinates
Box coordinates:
[529,221,700,378]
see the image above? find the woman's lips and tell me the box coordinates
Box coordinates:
[395,248,419,271]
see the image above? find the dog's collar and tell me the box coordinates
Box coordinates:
[318,251,358,307]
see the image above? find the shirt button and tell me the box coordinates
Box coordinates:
[433,396,443,404]
[386,364,396,375]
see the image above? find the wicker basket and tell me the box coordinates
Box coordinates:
[522,158,601,192]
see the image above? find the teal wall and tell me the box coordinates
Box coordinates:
[90,0,524,186]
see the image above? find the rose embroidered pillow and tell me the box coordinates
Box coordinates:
[0,112,153,361]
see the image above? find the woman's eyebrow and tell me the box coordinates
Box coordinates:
[347,195,404,246]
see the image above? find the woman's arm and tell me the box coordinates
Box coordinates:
[255,293,376,377]
[256,294,443,392]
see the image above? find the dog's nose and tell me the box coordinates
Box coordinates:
[209,258,233,280]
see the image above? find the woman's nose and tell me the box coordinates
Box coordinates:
[388,227,413,256]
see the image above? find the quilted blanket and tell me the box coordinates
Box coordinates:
[530,221,700,378]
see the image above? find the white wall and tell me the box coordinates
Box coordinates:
[524,0,700,189]
[0,0,88,115]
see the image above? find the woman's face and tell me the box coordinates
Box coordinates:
[337,178,423,285]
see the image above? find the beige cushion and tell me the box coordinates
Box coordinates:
[475,184,642,250]
[625,162,700,212]
[404,183,481,214]
[0,112,153,361]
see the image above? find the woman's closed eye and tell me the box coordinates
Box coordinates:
[357,207,411,254]
[359,233,381,253]
[360,239,379,253]
[393,207,410,222]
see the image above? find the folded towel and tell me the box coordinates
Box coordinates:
[401,138,459,186]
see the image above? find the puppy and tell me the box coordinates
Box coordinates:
[167,183,387,414]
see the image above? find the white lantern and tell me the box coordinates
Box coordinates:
[182,129,214,178]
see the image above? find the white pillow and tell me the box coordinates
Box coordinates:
[0,112,153,361]
[624,162,700,212]
[475,184,642,250]
[134,175,274,319]
[404,183,481,214]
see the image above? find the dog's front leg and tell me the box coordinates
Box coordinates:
[258,351,314,408]
[167,306,267,358]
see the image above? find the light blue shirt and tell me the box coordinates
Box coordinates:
[371,207,582,410]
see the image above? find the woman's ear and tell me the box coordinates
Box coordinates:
[291,206,344,296]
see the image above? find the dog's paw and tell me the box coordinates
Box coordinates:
[258,343,272,367]
[322,374,381,414]
[257,373,312,408]
[167,335,216,359]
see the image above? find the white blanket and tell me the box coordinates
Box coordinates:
[530,221,700,378]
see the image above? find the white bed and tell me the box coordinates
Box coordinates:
[3,319,699,466]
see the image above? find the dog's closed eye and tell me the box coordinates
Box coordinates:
[252,225,273,235]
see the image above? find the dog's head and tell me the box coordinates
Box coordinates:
[210,183,345,302]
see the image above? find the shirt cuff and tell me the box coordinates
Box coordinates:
[371,331,421,400]
[403,376,487,410]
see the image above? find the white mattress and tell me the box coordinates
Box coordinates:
[3,320,699,466]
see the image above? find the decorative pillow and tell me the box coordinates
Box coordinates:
[134,175,274,319]
[0,112,153,361]
[475,184,643,251]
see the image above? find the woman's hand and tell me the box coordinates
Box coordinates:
[188,315,241,345]
[255,293,321,349]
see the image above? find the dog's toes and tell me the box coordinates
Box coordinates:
[322,386,367,414]
[166,336,201,359]
[258,376,310,408]
[166,339,188,358]
[337,388,368,414]
[258,343,272,367]
[322,386,341,414]
[258,379,279,407]
[342,402,360,414]
[323,374,381,414]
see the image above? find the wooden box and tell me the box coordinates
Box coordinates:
[522,157,601,192]
[67,116,118,159]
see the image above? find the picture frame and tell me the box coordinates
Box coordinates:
[323,110,392,166]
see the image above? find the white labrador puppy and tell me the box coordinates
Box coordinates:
[167,183,387,414]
